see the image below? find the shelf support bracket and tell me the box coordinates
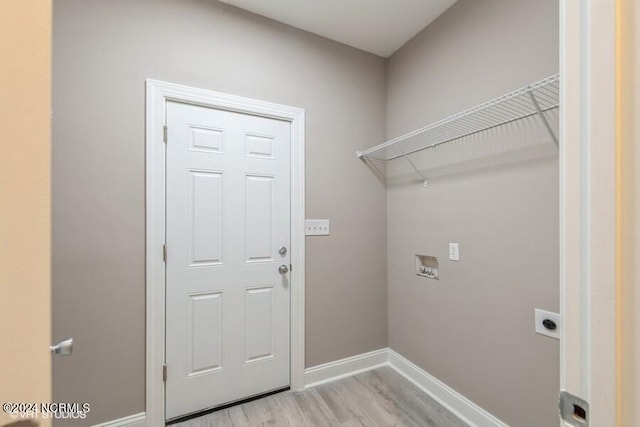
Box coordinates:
[401,152,429,187]
[528,91,559,148]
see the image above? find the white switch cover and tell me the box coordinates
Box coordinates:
[305,219,330,236]
[535,308,560,340]
[449,243,460,261]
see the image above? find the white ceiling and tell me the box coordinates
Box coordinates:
[217,0,458,57]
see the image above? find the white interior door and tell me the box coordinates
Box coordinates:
[165,101,291,420]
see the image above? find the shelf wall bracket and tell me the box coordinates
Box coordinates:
[528,90,559,148]
[401,151,429,187]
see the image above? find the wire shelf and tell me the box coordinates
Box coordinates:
[357,74,560,166]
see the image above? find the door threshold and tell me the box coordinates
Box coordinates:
[166,386,290,425]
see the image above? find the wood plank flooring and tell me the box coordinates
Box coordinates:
[173,366,468,427]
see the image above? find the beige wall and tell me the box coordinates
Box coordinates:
[0,1,52,426]
[621,0,640,423]
[52,0,387,424]
[385,1,559,426]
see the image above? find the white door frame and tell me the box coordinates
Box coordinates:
[145,80,306,426]
[560,0,621,425]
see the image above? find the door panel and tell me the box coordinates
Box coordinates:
[189,171,224,265]
[246,175,274,261]
[245,286,275,362]
[165,101,291,420]
[188,292,223,375]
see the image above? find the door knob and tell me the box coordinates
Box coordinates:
[278,264,289,274]
[279,246,287,256]
[51,337,73,356]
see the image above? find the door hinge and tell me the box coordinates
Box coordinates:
[163,125,168,143]
[162,364,167,382]
[163,244,167,262]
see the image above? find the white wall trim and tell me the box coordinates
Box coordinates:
[387,349,509,427]
[304,348,389,388]
[560,1,619,424]
[145,79,306,425]
[102,350,505,426]
[304,348,507,427]
[92,412,146,427]
[101,350,504,427]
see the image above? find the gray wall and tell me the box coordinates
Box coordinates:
[52,0,388,424]
[385,1,559,426]
[54,0,560,425]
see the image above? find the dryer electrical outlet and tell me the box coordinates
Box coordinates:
[535,309,560,340]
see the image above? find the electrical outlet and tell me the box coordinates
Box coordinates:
[305,219,330,236]
[535,308,560,340]
[449,243,460,261]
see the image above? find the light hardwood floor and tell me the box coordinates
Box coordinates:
[173,366,468,427]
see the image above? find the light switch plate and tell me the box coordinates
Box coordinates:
[305,219,330,236]
[535,308,560,340]
[449,243,460,261]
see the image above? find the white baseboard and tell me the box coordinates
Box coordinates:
[387,349,509,427]
[304,348,389,388]
[305,348,508,427]
[92,412,146,427]
[98,349,505,427]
